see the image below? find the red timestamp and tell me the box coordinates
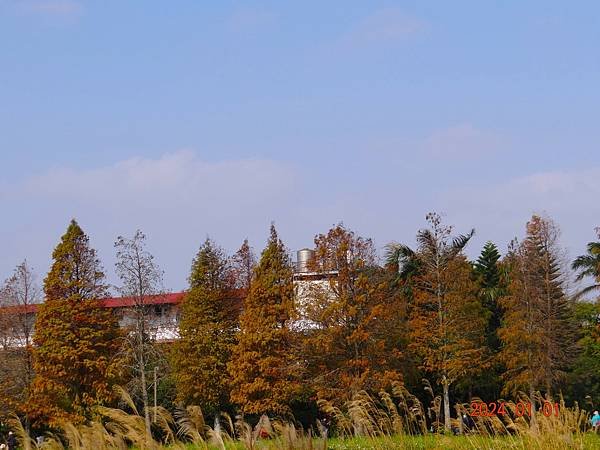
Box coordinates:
[469,401,559,417]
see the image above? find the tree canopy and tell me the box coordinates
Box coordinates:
[228,224,299,416]
[172,238,239,417]
[27,220,122,426]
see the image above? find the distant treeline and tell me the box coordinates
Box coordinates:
[0,213,599,434]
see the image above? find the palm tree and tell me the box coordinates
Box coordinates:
[384,212,475,432]
[385,213,474,282]
[572,229,600,299]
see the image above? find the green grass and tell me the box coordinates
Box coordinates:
[181,433,600,450]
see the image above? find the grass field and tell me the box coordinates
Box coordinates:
[179,433,600,449]
[326,434,600,450]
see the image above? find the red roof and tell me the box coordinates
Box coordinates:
[0,304,38,314]
[0,292,186,314]
[101,292,184,308]
[0,289,245,314]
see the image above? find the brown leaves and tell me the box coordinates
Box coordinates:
[228,224,299,416]
[301,224,405,404]
[27,221,122,427]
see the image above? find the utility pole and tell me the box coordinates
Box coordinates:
[154,366,158,422]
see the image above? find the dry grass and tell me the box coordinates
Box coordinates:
[6,386,599,449]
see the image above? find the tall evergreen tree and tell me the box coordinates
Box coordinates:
[473,242,504,352]
[468,242,506,400]
[499,215,576,399]
[172,238,238,417]
[228,224,298,416]
[27,220,121,426]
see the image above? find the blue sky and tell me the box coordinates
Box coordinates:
[1,1,599,291]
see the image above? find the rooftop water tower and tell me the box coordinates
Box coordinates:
[296,248,315,273]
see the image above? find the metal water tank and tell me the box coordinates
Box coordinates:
[296,248,315,272]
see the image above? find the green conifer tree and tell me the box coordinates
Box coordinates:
[172,238,238,417]
[470,241,506,400]
[228,224,298,416]
[27,220,121,426]
[474,242,504,352]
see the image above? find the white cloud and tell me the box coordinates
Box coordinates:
[23,150,294,204]
[422,123,502,158]
[3,149,598,294]
[441,167,600,262]
[513,170,600,196]
[479,168,600,210]
[5,151,298,289]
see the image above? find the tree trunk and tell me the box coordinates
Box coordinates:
[443,377,451,432]
[140,354,151,435]
[138,316,151,436]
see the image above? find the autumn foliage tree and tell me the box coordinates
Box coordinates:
[300,224,405,402]
[27,220,122,426]
[1,212,597,425]
[498,215,576,399]
[232,238,256,291]
[228,224,299,416]
[387,213,488,431]
[172,238,239,417]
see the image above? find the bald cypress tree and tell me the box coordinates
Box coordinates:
[27,220,122,426]
[228,224,298,416]
[232,239,256,291]
[172,238,238,417]
[499,215,576,399]
[301,224,405,402]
